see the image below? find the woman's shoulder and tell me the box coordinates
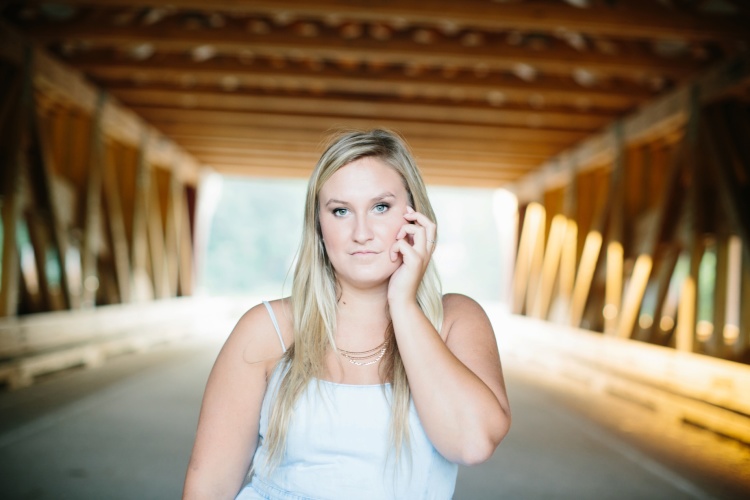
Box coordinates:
[442,293,486,316]
[229,297,294,365]
[441,293,492,338]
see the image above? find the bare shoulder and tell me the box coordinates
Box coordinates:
[225,297,294,368]
[443,293,489,333]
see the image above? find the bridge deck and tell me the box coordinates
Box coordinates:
[1,320,748,499]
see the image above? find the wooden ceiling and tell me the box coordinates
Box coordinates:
[3,0,749,187]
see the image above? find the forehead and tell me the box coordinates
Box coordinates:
[319,157,406,200]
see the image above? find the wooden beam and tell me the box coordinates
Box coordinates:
[102,145,132,303]
[113,88,611,131]
[130,107,586,146]
[0,55,27,316]
[147,172,168,299]
[511,54,750,202]
[76,56,649,112]
[169,135,547,168]
[29,0,750,42]
[30,79,77,310]
[25,20,702,80]
[0,21,202,185]
[130,132,153,301]
[80,92,107,307]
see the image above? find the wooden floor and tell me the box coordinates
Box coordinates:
[0,320,748,499]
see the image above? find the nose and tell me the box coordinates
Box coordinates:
[352,213,374,243]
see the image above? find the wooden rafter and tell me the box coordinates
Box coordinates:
[75,55,650,111]
[23,20,704,80]
[25,0,750,42]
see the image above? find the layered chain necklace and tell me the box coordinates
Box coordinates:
[338,339,389,366]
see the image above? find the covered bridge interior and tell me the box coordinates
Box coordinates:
[1,1,750,374]
[2,1,750,498]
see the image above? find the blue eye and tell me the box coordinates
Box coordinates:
[373,203,389,214]
[332,208,349,217]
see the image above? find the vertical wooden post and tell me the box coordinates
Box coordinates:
[130,131,153,301]
[525,205,545,317]
[683,85,703,352]
[102,145,131,303]
[147,170,167,299]
[711,229,729,357]
[557,156,578,317]
[570,231,602,327]
[80,91,107,307]
[511,205,533,315]
[30,96,77,310]
[0,52,29,317]
[164,174,181,297]
[605,121,626,335]
[740,248,750,361]
[178,187,194,296]
[533,213,567,319]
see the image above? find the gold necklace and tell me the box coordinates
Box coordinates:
[338,339,389,366]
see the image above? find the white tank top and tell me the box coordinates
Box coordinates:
[236,301,458,499]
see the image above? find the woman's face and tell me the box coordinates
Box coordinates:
[318,156,410,292]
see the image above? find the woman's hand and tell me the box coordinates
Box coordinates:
[387,206,437,304]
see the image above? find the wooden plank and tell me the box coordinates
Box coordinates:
[178,187,194,296]
[130,107,587,145]
[113,88,613,131]
[177,138,547,167]
[0,58,27,317]
[79,57,648,111]
[511,54,750,202]
[130,132,153,301]
[155,123,564,159]
[532,214,567,320]
[163,176,180,297]
[102,145,132,303]
[21,16,713,78]
[147,172,168,299]
[30,0,750,41]
[80,92,107,307]
[0,22,201,185]
[570,231,603,328]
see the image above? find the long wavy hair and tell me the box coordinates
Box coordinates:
[261,129,443,471]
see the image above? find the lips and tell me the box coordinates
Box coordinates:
[351,250,378,255]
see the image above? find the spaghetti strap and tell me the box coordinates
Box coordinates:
[262,300,287,354]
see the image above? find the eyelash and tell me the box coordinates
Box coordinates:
[332,203,390,217]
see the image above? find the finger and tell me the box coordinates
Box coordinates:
[402,210,436,243]
[392,238,419,264]
[396,223,427,251]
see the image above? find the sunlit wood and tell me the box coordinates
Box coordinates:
[533,214,567,320]
[676,277,696,352]
[525,206,546,318]
[570,231,602,328]
[604,242,624,335]
[617,254,653,339]
[512,203,544,315]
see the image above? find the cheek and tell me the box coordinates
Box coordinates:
[378,213,405,241]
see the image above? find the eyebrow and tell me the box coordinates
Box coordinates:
[324,192,396,207]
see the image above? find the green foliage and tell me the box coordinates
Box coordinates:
[201,177,506,301]
[200,177,306,296]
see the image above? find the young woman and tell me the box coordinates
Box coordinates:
[183,129,511,499]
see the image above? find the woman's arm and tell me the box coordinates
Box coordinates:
[183,302,287,499]
[389,293,510,466]
[388,208,510,465]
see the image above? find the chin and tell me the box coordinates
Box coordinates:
[340,266,399,290]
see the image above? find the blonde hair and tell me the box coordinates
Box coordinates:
[262,129,443,471]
